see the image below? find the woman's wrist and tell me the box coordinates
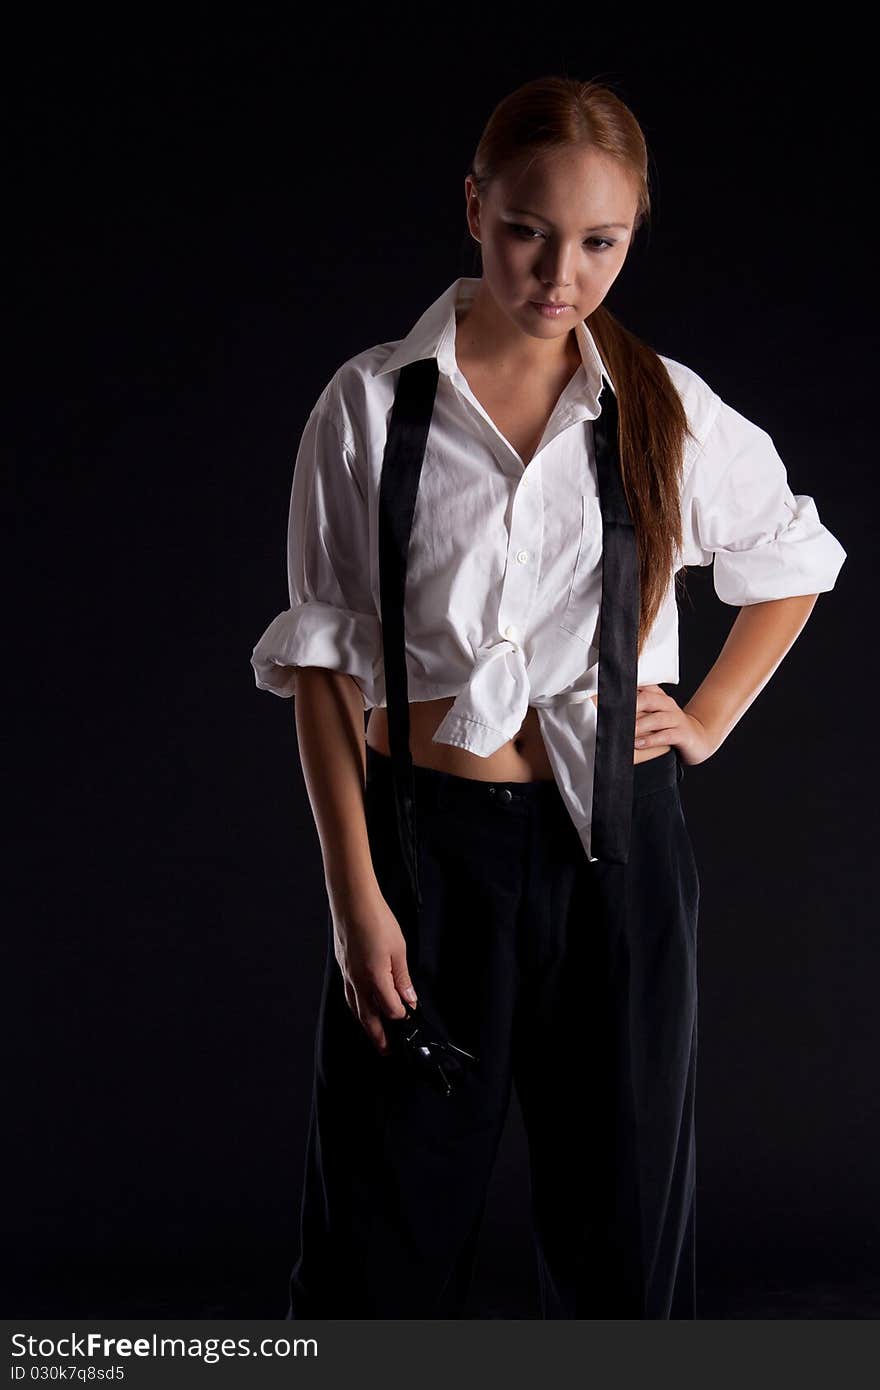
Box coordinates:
[681,696,728,756]
[326,861,384,919]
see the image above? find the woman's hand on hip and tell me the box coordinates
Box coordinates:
[633,684,716,766]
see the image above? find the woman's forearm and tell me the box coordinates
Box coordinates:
[294,667,382,917]
[683,593,820,752]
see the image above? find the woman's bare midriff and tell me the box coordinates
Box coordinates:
[365,696,671,782]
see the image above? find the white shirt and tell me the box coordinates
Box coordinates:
[251,277,847,861]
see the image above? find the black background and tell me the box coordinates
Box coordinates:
[6,13,877,1318]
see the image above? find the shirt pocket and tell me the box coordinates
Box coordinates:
[559,495,603,643]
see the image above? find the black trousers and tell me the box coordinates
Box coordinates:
[286,743,700,1319]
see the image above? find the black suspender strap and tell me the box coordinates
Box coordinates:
[377,358,440,918]
[590,383,640,863]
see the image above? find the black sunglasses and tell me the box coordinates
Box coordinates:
[384,1001,479,1097]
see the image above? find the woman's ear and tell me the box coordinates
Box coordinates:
[464,176,481,243]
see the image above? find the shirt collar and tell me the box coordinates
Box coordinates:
[374,276,616,407]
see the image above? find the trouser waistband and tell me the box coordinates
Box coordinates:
[365,744,681,817]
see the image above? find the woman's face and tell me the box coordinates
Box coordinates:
[465,145,640,337]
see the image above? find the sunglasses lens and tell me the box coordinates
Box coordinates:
[385,1002,478,1094]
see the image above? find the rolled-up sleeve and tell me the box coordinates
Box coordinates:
[250,397,382,707]
[679,397,847,605]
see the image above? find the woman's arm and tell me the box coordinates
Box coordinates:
[681,593,819,755]
[294,667,418,1055]
[293,666,380,916]
[658,386,846,762]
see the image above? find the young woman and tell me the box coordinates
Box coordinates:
[251,76,846,1320]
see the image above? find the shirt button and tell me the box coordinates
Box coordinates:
[504,624,518,640]
[521,473,530,486]
[516,549,529,564]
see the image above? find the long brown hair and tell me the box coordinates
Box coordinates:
[466,76,699,656]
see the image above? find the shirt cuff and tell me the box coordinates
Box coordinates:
[712,495,848,605]
[251,600,382,706]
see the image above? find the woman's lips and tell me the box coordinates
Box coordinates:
[530,301,574,319]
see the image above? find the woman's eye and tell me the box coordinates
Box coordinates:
[509,224,615,251]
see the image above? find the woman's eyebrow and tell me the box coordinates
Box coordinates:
[505,208,630,231]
